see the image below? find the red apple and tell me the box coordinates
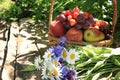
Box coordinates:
[50,20,65,37]
[66,28,83,41]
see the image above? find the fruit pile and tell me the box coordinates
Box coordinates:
[49,6,111,42]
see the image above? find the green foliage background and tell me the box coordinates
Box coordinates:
[0,0,120,41]
[0,0,120,23]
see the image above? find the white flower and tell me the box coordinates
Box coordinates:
[44,60,54,71]
[49,66,61,80]
[41,60,54,79]
[53,59,59,67]
[43,49,52,61]
[66,49,80,64]
[61,48,68,60]
[42,62,61,80]
[41,65,49,79]
[34,55,43,70]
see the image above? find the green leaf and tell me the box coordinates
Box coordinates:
[21,65,36,72]
[87,60,105,76]
[86,73,94,80]
[92,73,101,80]
[114,58,120,66]
[93,47,111,54]
[111,55,120,66]
[92,60,105,70]
[76,59,92,68]
[115,71,120,80]
[82,46,95,58]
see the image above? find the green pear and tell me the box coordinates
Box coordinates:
[84,28,105,42]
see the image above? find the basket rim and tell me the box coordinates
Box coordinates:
[48,33,113,47]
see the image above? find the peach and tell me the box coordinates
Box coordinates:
[66,28,83,41]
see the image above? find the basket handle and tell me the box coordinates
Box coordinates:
[112,0,117,36]
[48,0,55,32]
[49,0,117,36]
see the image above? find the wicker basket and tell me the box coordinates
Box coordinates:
[48,0,117,47]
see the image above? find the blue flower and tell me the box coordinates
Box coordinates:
[52,45,64,58]
[59,58,64,64]
[67,69,76,80]
[58,37,67,46]
[61,67,76,80]
[61,67,68,76]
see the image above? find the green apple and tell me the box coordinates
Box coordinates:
[84,28,105,42]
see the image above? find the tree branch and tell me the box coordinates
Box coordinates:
[0,25,11,80]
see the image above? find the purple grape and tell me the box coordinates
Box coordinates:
[100,27,111,35]
[75,23,82,29]
[105,34,110,39]
[82,20,90,29]
[87,18,95,23]
[87,18,95,26]
[56,14,67,22]
[99,26,105,32]
[75,20,90,30]
[76,14,85,23]
[63,21,71,30]
[99,26,111,40]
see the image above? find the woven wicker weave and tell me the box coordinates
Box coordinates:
[48,0,117,47]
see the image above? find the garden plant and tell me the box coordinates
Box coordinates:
[0,0,120,80]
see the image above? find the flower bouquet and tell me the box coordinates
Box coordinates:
[34,37,79,80]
